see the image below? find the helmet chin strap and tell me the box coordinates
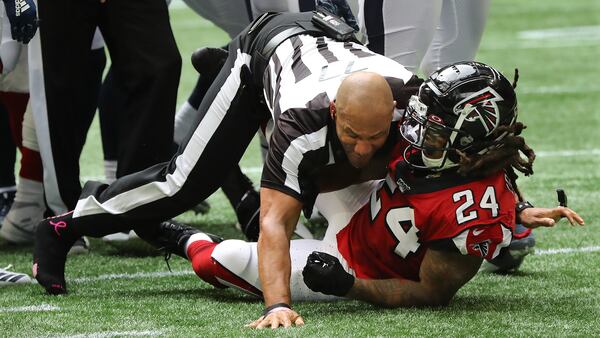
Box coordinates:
[421,152,457,171]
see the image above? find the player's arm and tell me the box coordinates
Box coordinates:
[247,187,305,329]
[303,248,481,308]
[348,249,481,307]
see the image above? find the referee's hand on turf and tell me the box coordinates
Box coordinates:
[247,308,304,329]
[520,207,585,228]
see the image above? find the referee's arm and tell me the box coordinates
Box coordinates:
[256,188,304,324]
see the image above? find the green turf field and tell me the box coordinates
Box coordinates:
[1,0,599,336]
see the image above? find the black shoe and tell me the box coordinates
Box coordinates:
[191,47,228,79]
[32,213,79,295]
[481,224,536,273]
[68,237,90,255]
[191,200,211,215]
[0,189,16,224]
[235,190,260,242]
[147,220,222,258]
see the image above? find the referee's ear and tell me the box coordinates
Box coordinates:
[330,101,336,120]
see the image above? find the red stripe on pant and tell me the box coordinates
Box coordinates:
[187,240,262,297]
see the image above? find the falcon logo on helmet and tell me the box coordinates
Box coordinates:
[454,87,503,136]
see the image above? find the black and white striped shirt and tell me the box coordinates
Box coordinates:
[260,34,414,213]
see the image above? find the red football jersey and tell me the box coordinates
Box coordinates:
[336,170,516,281]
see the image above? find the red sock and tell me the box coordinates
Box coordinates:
[1,92,29,147]
[187,240,225,288]
[187,240,263,297]
[19,147,43,182]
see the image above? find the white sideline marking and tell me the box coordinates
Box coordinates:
[0,304,60,313]
[518,25,600,40]
[71,270,194,283]
[60,330,164,338]
[536,246,600,256]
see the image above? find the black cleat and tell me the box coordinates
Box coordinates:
[235,190,260,242]
[146,220,222,258]
[481,224,536,273]
[191,200,211,215]
[32,213,79,295]
[191,47,228,79]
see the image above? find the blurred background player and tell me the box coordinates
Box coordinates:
[0,0,38,287]
[358,0,491,75]
[26,0,181,253]
[0,26,107,253]
[0,0,38,225]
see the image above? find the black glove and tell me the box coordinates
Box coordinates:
[316,0,359,31]
[302,251,354,297]
[2,0,38,43]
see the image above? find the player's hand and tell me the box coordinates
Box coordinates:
[246,308,304,329]
[519,207,585,228]
[316,0,359,31]
[2,0,38,43]
[303,251,354,296]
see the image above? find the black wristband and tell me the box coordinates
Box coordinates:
[262,303,291,317]
[516,201,534,214]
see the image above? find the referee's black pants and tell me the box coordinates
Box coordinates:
[34,0,180,213]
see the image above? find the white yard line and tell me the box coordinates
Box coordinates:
[63,331,164,338]
[536,245,600,256]
[536,149,600,158]
[71,270,194,283]
[0,304,60,313]
[520,85,600,95]
[481,39,599,50]
[518,25,600,40]
[59,331,164,338]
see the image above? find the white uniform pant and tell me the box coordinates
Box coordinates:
[209,181,379,301]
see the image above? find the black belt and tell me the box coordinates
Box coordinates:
[260,26,308,61]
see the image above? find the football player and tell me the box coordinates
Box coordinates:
[146,62,584,328]
[358,0,491,75]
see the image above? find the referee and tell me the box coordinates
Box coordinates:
[33,11,419,310]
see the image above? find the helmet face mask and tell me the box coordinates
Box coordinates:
[400,95,467,171]
[399,61,518,172]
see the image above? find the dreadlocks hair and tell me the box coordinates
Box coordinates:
[454,121,535,199]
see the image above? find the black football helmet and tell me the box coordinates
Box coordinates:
[399,61,518,171]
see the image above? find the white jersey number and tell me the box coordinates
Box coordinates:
[385,207,420,258]
[452,186,499,224]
